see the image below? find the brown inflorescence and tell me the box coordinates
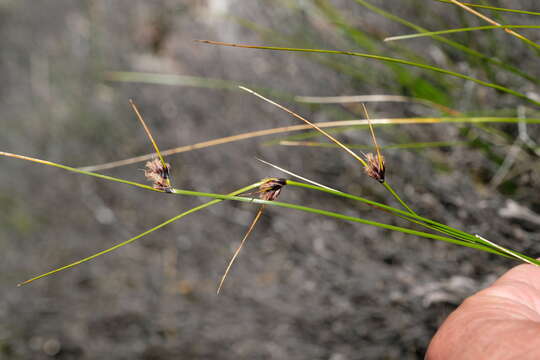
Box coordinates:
[364,153,385,183]
[258,178,287,201]
[145,158,172,192]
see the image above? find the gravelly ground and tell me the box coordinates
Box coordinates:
[1,1,539,359]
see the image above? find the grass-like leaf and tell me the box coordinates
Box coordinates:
[385,25,540,42]
[7,147,536,285]
[197,40,540,107]
[0,151,160,192]
[18,182,262,286]
[353,0,539,84]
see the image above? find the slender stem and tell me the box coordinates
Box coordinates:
[198,40,540,107]
[382,181,417,215]
[0,151,160,193]
[18,182,262,286]
[16,171,538,286]
[168,188,534,262]
[257,160,481,246]
[285,180,538,261]
[285,180,497,246]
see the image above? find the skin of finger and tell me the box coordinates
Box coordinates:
[426,264,540,360]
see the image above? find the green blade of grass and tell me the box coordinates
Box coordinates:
[19,181,519,286]
[283,181,490,247]
[434,0,540,16]
[382,181,417,215]
[385,25,540,42]
[0,151,161,193]
[353,0,540,84]
[259,159,496,252]
[258,156,523,256]
[18,182,263,286]
[291,180,539,263]
[197,40,540,107]
[257,158,490,250]
[168,187,533,262]
[12,146,535,287]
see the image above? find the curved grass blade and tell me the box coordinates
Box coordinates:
[254,161,510,254]
[0,151,160,193]
[385,25,540,42]
[18,182,262,286]
[15,171,538,287]
[255,159,490,249]
[170,187,537,263]
[197,40,540,107]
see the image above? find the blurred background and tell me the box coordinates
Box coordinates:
[1,0,539,359]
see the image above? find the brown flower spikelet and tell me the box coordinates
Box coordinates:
[145,158,172,192]
[258,178,286,201]
[364,153,385,183]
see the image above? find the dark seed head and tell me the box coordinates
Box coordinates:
[364,153,385,183]
[258,178,286,201]
[145,158,172,192]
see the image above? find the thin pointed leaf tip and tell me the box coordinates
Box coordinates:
[145,158,173,192]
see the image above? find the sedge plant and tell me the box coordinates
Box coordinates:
[4,1,540,292]
[3,94,539,289]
